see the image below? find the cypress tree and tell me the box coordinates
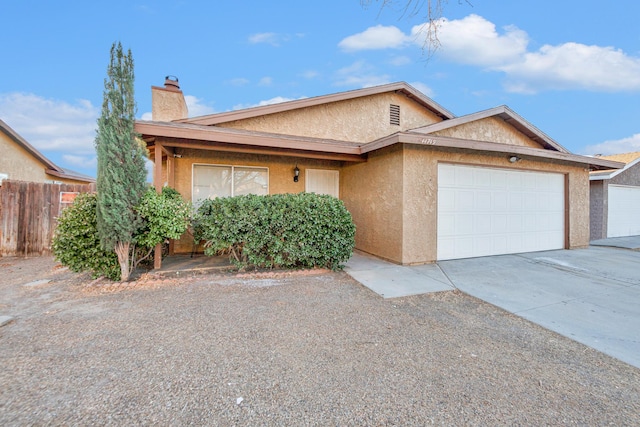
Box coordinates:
[95,41,147,281]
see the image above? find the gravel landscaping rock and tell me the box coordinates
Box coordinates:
[1,256,639,425]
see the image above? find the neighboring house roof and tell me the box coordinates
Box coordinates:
[179,82,455,125]
[0,119,95,183]
[410,105,570,154]
[589,152,640,180]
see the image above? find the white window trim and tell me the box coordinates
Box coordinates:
[191,163,269,205]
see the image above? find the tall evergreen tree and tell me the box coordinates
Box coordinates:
[95,42,147,281]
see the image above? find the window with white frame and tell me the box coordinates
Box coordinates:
[192,164,268,206]
[305,169,339,198]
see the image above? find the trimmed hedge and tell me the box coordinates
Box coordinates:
[193,193,356,270]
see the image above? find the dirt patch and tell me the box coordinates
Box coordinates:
[1,256,638,425]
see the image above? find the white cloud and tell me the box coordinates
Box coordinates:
[229,78,250,86]
[258,77,273,86]
[301,70,319,79]
[249,32,279,45]
[429,15,529,67]
[582,133,640,156]
[62,154,97,169]
[0,92,98,154]
[334,61,391,87]
[232,96,306,110]
[500,43,640,93]
[339,25,410,51]
[409,81,434,98]
[340,14,640,93]
[389,55,412,66]
[184,95,216,117]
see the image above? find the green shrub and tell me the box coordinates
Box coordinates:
[193,193,356,270]
[135,187,192,249]
[53,187,192,281]
[52,192,121,281]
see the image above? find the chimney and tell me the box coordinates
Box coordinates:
[151,75,188,121]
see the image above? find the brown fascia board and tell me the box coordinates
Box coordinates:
[362,132,625,171]
[45,168,96,183]
[135,120,363,156]
[178,82,455,126]
[410,105,570,154]
[0,118,61,172]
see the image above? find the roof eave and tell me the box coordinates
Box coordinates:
[363,132,625,171]
[135,120,363,159]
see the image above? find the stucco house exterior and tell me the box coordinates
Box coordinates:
[590,152,640,240]
[136,78,622,264]
[0,119,95,185]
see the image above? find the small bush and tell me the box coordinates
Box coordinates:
[193,193,356,270]
[135,187,192,249]
[52,192,121,280]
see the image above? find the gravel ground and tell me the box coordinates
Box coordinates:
[1,256,639,426]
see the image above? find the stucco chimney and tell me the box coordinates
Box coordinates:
[151,75,188,121]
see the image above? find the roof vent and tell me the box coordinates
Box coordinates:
[164,75,180,91]
[390,104,400,126]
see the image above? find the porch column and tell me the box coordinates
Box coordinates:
[153,143,163,269]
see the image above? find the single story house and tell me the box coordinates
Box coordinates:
[0,119,95,185]
[590,152,640,240]
[136,78,622,265]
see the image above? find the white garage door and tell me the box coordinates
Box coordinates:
[607,185,640,238]
[437,164,565,260]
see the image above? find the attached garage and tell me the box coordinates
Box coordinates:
[590,153,640,241]
[437,163,565,260]
[607,185,640,238]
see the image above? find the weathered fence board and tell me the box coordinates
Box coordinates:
[0,180,95,256]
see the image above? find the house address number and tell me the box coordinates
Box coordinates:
[420,138,437,145]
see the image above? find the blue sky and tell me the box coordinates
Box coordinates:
[1,1,639,177]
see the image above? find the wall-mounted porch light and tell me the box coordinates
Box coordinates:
[294,165,300,182]
[509,156,521,163]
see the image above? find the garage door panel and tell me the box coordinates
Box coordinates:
[608,185,640,238]
[438,164,564,260]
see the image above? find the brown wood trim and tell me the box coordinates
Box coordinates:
[564,173,570,249]
[160,139,366,163]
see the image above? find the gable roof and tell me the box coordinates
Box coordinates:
[136,82,624,172]
[0,119,95,183]
[410,105,570,153]
[590,152,640,180]
[179,82,455,126]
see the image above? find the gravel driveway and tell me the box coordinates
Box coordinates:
[1,257,639,425]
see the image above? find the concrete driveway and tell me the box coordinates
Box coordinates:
[346,238,640,369]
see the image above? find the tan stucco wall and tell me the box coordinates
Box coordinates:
[164,147,342,253]
[399,146,590,264]
[341,145,404,263]
[221,92,443,143]
[0,132,51,182]
[151,87,188,121]
[342,143,590,265]
[433,117,542,149]
[0,131,88,185]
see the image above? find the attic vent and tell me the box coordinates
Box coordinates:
[390,104,400,126]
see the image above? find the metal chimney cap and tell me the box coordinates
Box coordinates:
[164,75,180,90]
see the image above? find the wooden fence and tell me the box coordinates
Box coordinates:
[0,180,95,257]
